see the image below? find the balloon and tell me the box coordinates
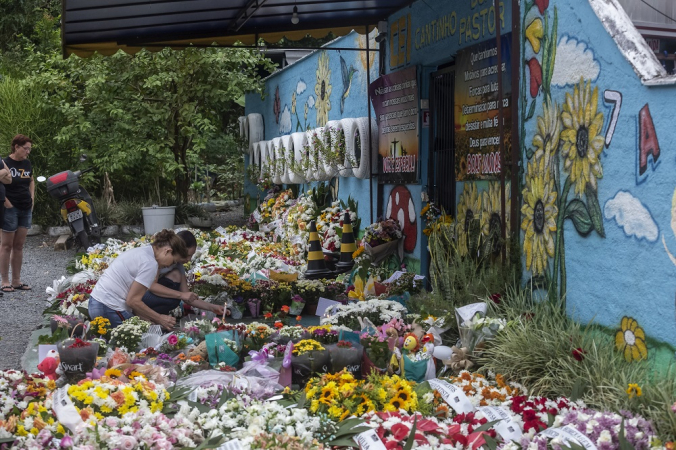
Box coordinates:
[433,345,454,361]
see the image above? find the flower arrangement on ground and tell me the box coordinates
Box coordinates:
[321,299,407,330]
[110,316,151,352]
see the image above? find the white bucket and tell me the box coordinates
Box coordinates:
[141,206,176,235]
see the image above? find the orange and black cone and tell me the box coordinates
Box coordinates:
[336,212,356,273]
[304,221,334,279]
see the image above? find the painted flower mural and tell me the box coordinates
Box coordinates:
[481,181,511,255]
[560,78,605,197]
[532,96,560,165]
[456,183,482,257]
[615,316,648,362]
[314,51,332,127]
[521,155,558,276]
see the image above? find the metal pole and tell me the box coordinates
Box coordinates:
[494,0,506,264]
[366,25,374,224]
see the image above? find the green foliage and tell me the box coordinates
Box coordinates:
[479,286,676,441]
[175,203,209,224]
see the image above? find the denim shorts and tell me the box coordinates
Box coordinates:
[88,297,133,329]
[3,206,32,232]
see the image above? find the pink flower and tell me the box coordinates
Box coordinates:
[118,436,138,450]
[391,423,410,441]
[167,334,179,346]
[60,435,74,448]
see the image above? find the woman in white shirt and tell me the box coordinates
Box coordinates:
[88,229,188,329]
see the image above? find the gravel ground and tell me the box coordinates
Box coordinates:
[0,236,76,370]
[210,204,248,228]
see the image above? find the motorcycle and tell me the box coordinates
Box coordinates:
[38,157,101,249]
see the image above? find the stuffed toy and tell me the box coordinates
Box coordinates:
[187,341,208,360]
[38,357,59,381]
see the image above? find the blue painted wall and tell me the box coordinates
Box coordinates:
[244,31,379,240]
[519,0,676,352]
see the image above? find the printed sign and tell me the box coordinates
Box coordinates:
[354,429,387,450]
[478,406,523,442]
[53,386,85,434]
[369,66,419,183]
[427,378,475,413]
[316,297,342,316]
[454,33,512,181]
[217,439,243,450]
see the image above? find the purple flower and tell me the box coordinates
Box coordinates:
[60,435,74,448]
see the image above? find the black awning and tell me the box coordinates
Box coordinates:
[62,0,413,57]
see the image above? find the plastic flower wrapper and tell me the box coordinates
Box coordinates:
[326,341,363,379]
[320,299,407,330]
[291,339,330,386]
[182,318,216,342]
[289,294,306,315]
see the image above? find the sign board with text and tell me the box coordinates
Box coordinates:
[370,67,420,183]
[454,33,512,181]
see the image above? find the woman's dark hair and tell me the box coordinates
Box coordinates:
[177,230,197,249]
[152,229,188,259]
[11,135,32,154]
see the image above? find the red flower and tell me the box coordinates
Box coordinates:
[521,311,535,321]
[572,347,586,361]
[527,58,542,98]
[264,312,273,319]
[274,321,283,329]
[281,305,290,313]
[391,423,410,441]
[489,293,502,304]
[534,0,549,14]
[296,315,302,322]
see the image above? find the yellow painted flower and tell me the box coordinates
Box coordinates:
[481,181,511,254]
[615,317,648,362]
[560,78,605,197]
[533,96,560,166]
[526,18,544,53]
[348,276,366,301]
[626,383,643,398]
[521,154,558,276]
[314,51,332,127]
[456,182,482,257]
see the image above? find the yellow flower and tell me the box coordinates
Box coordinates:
[352,246,364,259]
[348,276,366,301]
[481,181,511,255]
[314,51,332,127]
[615,316,648,362]
[533,96,560,165]
[456,183,482,257]
[560,78,605,197]
[521,154,558,276]
[104,368,122,379]
[526,18,544,53]
[626,383,643,398]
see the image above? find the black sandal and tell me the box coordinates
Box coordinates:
[12,284,31,291]
[1,286,13,293]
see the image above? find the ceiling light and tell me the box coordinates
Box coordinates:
[291,5,299,24]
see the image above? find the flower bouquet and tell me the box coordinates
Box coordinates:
[247,297,262,318]
[110,316,151,352]
[56,324,99,383]
[289,294,306,315]
[205,330,241,368]
[291,339,330,386]
[159,333,189,353]
[363,219,404,265]
[459,315,506,353]
[326,340,363,379]
[360,334,391,377]
[87,316,111,341]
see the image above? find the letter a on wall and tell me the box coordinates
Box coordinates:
[638,104,660,176]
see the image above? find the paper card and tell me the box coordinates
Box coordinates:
[455,302,487,327]
[478,406,523,442]
[427,378,475,414]
[53,386,85,434]
[353,429,387,450]
[217,438,243,450]
[252,210,262,222]
[38,345,58,364]
[316,297,341,316]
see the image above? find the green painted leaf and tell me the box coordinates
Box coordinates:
[585,183,605,238]
[525,100,536,121]
[526,147,535,159]
[564,199,593,236]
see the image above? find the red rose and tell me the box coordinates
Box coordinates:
[572,347,586,361]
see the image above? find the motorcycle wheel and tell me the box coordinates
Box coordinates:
[76,230,90,250]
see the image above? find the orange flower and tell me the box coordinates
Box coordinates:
[296,315,302,322]
[281,305,290,313]
[264,312,273,319]
[189,355,203,362]
[110,391,126,406]
[177,353,187,361]
[274,321,284,329]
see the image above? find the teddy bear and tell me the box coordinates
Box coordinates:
[187,341,208,361]
[38,357,59,381]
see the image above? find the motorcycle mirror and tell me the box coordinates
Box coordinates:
[37,176,46,183]
[79,154,88,163]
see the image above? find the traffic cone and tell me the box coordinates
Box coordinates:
[304,221,334,279]
[335,211,356,273]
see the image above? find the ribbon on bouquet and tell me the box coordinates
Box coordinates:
[441,346,474,374]
[238,348,278,382]
[279,341,293,387]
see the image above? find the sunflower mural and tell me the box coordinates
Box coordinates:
[314,51,332,127]
[456,183,482,257]
[520,2,606,299]
[482,181,511,256]
[615,317,648,362]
